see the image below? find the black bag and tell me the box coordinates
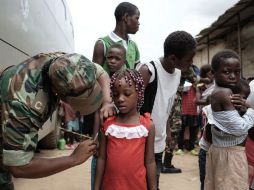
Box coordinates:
[140,61,158,115]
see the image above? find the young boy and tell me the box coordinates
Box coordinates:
[195,64,214,190]
[163,64,211,174]
[204,50,254,190]
[92,2,140,70]
[106,44,127,76]
[138,31,197,189]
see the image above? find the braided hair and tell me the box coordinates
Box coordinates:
[110,69,145,111]
[164,31,196,58]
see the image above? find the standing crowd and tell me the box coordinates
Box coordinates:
[0,2,254,190]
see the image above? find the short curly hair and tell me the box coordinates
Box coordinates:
[211,49,240,71]
[200,64,212,78]
[164,31,196,58]
[114,2,138,23]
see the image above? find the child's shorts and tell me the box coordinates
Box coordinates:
[205,145,249,190]
[66,120,79,132]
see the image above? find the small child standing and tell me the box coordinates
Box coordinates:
[94,69,156,190]
[59,100,79,149]
[204,50,254,190]
[177,84,199,155]
[195,64,214,190]
[90,44,128,189]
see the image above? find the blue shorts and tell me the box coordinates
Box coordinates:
[66,120,79,132]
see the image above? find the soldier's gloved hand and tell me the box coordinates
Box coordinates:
[70,139,96,165]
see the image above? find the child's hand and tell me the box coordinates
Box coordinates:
[230,94,247,112]
[99,102,116,122]
[203,77,212,84]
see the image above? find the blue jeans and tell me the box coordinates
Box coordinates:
[198,148,207,190]
[91,155,97,190]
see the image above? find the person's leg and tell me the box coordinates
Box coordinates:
[251,179,254,190]
[91,155,97,190]
[189,125,198,150]
[162,149,182,173]
[162,130,182,173]
[248,165,254,189]
[175,126,185,155]
[65,121,74,146]
[155,152,163,190]
[162,110,182,173]
[183,125,190,151]
[198,148,207,190]
[176,125,185,152]
[69,131,74,145]
[64,131,69,144]
[1,134,14,190]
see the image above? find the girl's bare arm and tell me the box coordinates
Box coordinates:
[94,130,107,190]
[145,122,156,190]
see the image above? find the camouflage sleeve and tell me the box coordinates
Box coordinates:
[183,67,200,86]
[2,113,37,166]
[94,63,105,79]
[1,102,38,166]
[2,120,37,166]
[3,149,34,166]
[0,58,45,167]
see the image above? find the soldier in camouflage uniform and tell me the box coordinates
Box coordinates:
[162,65,207,173]
[0,53,114,190]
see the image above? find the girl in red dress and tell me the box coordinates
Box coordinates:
[94,69,156,190]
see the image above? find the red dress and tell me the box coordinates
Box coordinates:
[102,114,151,190]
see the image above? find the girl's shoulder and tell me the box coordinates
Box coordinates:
[211,87,232,99]
[140,113,152,131]
[102,114,151,139]
[102,116,116,131]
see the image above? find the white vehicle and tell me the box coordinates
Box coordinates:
[0,0,75,148]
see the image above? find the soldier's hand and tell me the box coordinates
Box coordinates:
[70,139,96,165]
[100,102,116,123]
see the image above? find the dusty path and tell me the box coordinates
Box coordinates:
[14,149,199,190]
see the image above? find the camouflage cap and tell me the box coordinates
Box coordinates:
[49,53,103,115]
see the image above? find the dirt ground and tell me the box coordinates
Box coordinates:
[14,149,199,190]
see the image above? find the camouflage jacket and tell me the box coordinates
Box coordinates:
[0,52,65,167]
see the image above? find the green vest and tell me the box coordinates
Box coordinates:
[100,35,140,73]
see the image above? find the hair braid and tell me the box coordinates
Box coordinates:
[110,69,145,111]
